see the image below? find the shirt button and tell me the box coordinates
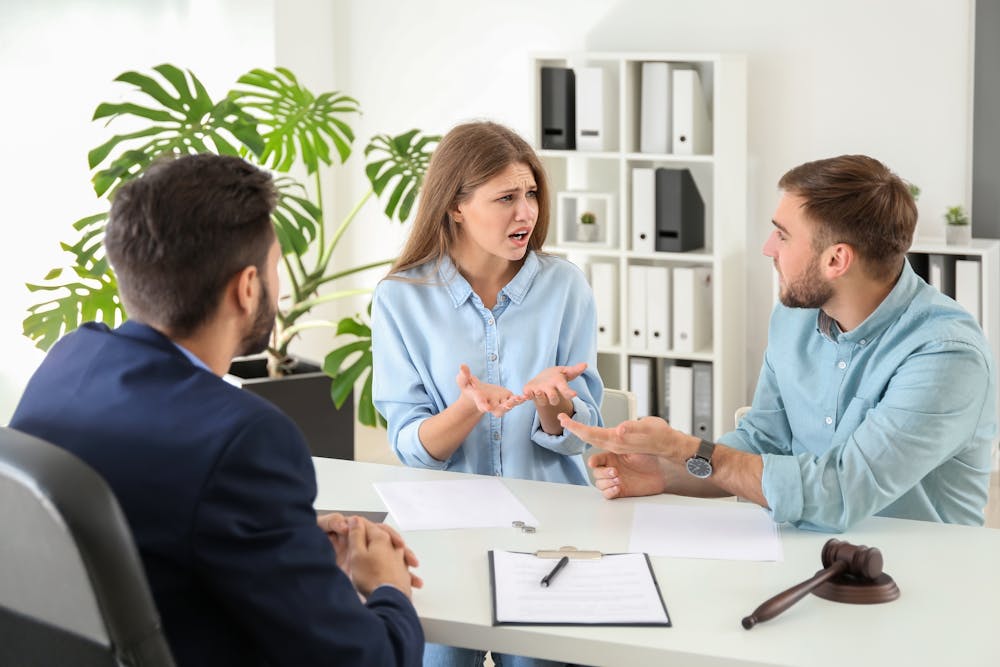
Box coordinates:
[825,416,833,425]
[492,432,500,441]
[859,339,867,346]
[489,353,497,361]
[488,318,495,326]
[837,361,847,370]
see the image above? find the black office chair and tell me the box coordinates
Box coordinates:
[0,426,175,666]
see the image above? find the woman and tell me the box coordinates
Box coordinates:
[372,121,602,667]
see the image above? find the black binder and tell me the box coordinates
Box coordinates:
[540,67,576,150]
[654,167,704,252]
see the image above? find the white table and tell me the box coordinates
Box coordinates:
[314,458,1000,667]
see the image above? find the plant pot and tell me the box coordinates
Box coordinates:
[227,356,354,460]
[945,224,972,246]
[577,223,597,243]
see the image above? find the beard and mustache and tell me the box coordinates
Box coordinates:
[777,252,834,309]
[238,277,277,357]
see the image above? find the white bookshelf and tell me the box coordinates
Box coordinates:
[909,237,1000,469]
[531,52,747,440]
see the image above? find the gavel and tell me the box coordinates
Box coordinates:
[742,539,892,629]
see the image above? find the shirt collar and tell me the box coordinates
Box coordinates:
[817,259,920,343]
[437,251,540,308]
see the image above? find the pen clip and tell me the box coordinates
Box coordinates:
[534,545,603,559]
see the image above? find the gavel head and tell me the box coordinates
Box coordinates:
[820,539,884,580]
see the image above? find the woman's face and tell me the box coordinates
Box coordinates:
[451,161,538,267]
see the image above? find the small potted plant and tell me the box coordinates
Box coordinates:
[944,205,971,246]
[578,210,597,242]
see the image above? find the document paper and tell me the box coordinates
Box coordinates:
[373,479,538,531]
[490,551,670,625]
[629,502,783,561]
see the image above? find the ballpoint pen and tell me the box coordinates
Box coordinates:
[540,555,570,588]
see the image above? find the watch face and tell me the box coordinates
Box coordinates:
[686,456,713,479]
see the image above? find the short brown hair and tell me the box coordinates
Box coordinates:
[105,154,277,335]
[388,121,550,276]
[778,155,916,280]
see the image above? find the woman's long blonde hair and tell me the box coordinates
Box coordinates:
[387,121,550,277]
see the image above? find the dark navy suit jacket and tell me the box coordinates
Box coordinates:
[10,321,423,666]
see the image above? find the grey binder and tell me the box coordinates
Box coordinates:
[654,168,704,252]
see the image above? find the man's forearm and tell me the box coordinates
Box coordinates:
[662,433,768,506]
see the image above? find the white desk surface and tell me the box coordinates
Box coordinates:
[314,458,1000,667]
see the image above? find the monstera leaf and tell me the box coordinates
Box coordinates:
[365,129,439,222]
[323,312,386,428]
[230,67,360,173]
[88,64,264,197]
[23,213,125,350]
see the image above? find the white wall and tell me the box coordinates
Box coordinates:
[0,0,976,422]
[316,0,975,400]
[0,0,275,421]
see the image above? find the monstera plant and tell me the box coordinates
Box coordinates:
[23,64,439,427]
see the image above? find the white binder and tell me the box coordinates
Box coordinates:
[955,259,982,324]
[671,69,712,156]
[668,364,693,434]
[928,254,956,297]
[575,67,606,151]
[672,266,712,353]
[627,264,648,350]
[691,362,713,440]
[590,262,619,347]
[631,167,656,253]
[629,356,656,418]
[644,265,671,354]
[639,62,672,154]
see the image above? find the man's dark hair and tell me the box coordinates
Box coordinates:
[105,154,277,336]
[778,155,917,281]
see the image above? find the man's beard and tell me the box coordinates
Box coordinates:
[239,279,277,356]
[778,253,834,309]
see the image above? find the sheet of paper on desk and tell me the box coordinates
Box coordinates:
[373,479,539,530]
[628,503,783,561]
[491,550,670,625]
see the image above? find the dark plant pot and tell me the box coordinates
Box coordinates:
[227,356,354,460]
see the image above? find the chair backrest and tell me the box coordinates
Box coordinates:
[583,388,638,486]
[0,426,176,667]
[600,387,636,428]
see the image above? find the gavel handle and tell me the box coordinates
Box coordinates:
[741,560,847,629]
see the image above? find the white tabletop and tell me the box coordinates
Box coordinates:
[314,458,1000,667]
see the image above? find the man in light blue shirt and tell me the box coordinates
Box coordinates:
[562,155,997,532]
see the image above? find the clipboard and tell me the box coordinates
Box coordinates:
[488,546,671,627]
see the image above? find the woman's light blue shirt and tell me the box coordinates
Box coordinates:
[720,261,997,531]
[372,251,603,485]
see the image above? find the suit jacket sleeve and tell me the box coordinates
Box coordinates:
[192,411,423,666]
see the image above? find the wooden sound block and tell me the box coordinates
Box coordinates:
[812,571,900,604]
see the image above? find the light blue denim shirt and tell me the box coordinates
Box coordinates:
[372,251,603,485]
[720,261,997,532]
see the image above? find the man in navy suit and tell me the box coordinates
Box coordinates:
[11,154,424,666]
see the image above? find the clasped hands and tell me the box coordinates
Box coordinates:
[455,362,588,417]
[316,512,423,598]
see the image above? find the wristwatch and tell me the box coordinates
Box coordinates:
[685,439,716,479]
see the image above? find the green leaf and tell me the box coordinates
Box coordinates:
[323,339,369,378]
[88,66,265,196]
[357,371,385,428]
[272,177,320,256]
[335,316,371,338]
[230,68,360,174]
[327,350,371,408]
[364,130,440,223]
